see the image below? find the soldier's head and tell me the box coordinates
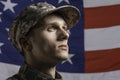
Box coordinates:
[9,2,80,64]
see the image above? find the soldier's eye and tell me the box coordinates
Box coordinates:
[47,25,58,32]
[63,26,68,31]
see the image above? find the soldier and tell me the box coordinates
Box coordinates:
[7,2,80,80]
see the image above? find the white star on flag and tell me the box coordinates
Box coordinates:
[58,0,70,4]
[62,54,74,64]
[0,42,4,54]
[5,28,9,32]
[5,28,10,40]
[1,0,18,13]
[0,12,2,22]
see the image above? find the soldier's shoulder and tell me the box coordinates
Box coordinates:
[6,74,24,80]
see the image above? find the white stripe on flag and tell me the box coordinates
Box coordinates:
[84,0,120,8]
[61,70,120,80]
[0,62,19,80]
[85,25,120,51]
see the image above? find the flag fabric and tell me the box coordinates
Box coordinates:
[0,0,120,80]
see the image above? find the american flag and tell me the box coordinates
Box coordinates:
[0,0,120,80]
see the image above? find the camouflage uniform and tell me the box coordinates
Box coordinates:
[7,63,62,80]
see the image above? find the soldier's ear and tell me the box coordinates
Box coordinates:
[19,37,32,51]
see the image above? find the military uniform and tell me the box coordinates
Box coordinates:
[7,63,62,80]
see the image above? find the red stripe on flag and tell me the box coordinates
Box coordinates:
[84,5,120,29]
[85,48,120,73]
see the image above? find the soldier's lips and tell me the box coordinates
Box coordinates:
[58,45,68,50]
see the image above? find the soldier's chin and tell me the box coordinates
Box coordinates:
[57,52,69,61]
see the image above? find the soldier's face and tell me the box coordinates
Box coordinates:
[29,14,70,64]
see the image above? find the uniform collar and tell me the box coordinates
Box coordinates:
[19,63,62,80]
